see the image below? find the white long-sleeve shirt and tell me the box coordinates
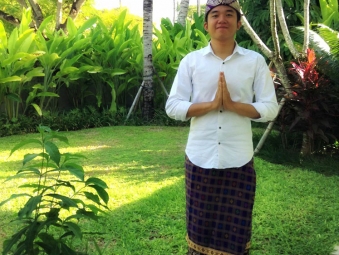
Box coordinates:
[165,43,279,169]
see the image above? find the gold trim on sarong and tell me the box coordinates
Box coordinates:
[186,235,251,255]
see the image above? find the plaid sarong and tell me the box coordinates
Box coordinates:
[185,156,256,255]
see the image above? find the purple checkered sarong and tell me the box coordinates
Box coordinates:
[185,156,255,255]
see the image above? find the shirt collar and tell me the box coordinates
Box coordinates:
[202,41,245,57]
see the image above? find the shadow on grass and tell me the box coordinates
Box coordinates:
[252,124,339,177]
[73,179,187,255]
[0,179,187,255]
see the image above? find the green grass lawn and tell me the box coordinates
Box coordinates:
[0,126,338,255]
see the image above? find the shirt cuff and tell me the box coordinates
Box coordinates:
[250,102,277,122]
[167,101,193,122]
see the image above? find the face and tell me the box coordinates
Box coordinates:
[204,5,241,41]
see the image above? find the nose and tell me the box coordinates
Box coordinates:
[217,14,228,23]
[218,15,227,24]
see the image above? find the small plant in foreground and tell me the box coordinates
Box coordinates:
[0,125,109,255]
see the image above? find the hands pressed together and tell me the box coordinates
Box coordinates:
[213,72,235,112]
[186,71,260,119]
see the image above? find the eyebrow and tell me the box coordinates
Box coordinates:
[210,8,235,15]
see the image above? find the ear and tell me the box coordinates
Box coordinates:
[204,22,208,32]
[237,21,242,30]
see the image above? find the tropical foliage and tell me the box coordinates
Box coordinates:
[276,49,339,155]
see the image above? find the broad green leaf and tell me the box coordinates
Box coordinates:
[111,69,127,77]
[0,76,21,83]
[73,208,100,221]
[64,221,82,239]
[77,17,98,35]
[44,141,60,166]
[55,180,75,192]
[17,167,41,175]
[49,34,64,54]
[57,67,79,76]
[36,92,60,97]
[86,177,108,189]
[46,194,78,209]
[60,163,84,181]
[18,195,42,218]
[45,133,69,144]
[0,193,31,207]
[35,31,48,52]
[84,191,100,204]
[79,65,102,73]
[86,203,108,214]
[6,93,21,102]
[25,67,45,79]
[0,21,8,49]
[31,103,43,116]
[10,139,42,156]
[7,28,18,55]
[15,29,35,54]
[89,185,109,204]
[36,233,59,253]
[194,29,209,46]
[72,38,90,50]
[19,184,53,192]
[22,153,42,165]
[2,226,29,254]
[177,47,189,57]
[38,16,54,33]
[157,72,167,77]
[66,17,77,36]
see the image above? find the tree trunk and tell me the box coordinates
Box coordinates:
[60,0,86,32]
[245,0,313,156]
[27,0,43,28]
[303,0,310,54]
[142,0,154,121]
[300,0,312,157]
[17,0,28,8]
[55,0,63,31]
[0,10,20,26]
[275,0,300,59]
[242,0,293,154]
[173,0,176,23]
[177,0,189,26]
[197,0,201,16]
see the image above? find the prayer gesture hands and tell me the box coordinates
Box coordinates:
[213,72,234,111]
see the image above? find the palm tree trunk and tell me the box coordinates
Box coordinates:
[142,0,154,121]
[177,0,189,26]
[173,0,176,23]
[197,0,201,16]
[55,0,63,31]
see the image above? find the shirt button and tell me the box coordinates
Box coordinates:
[218,142,221,145]
[219,127,221,129]
[220,110,222,113]
[222,62,225,64]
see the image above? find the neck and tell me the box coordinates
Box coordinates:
[210,39,236,59]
